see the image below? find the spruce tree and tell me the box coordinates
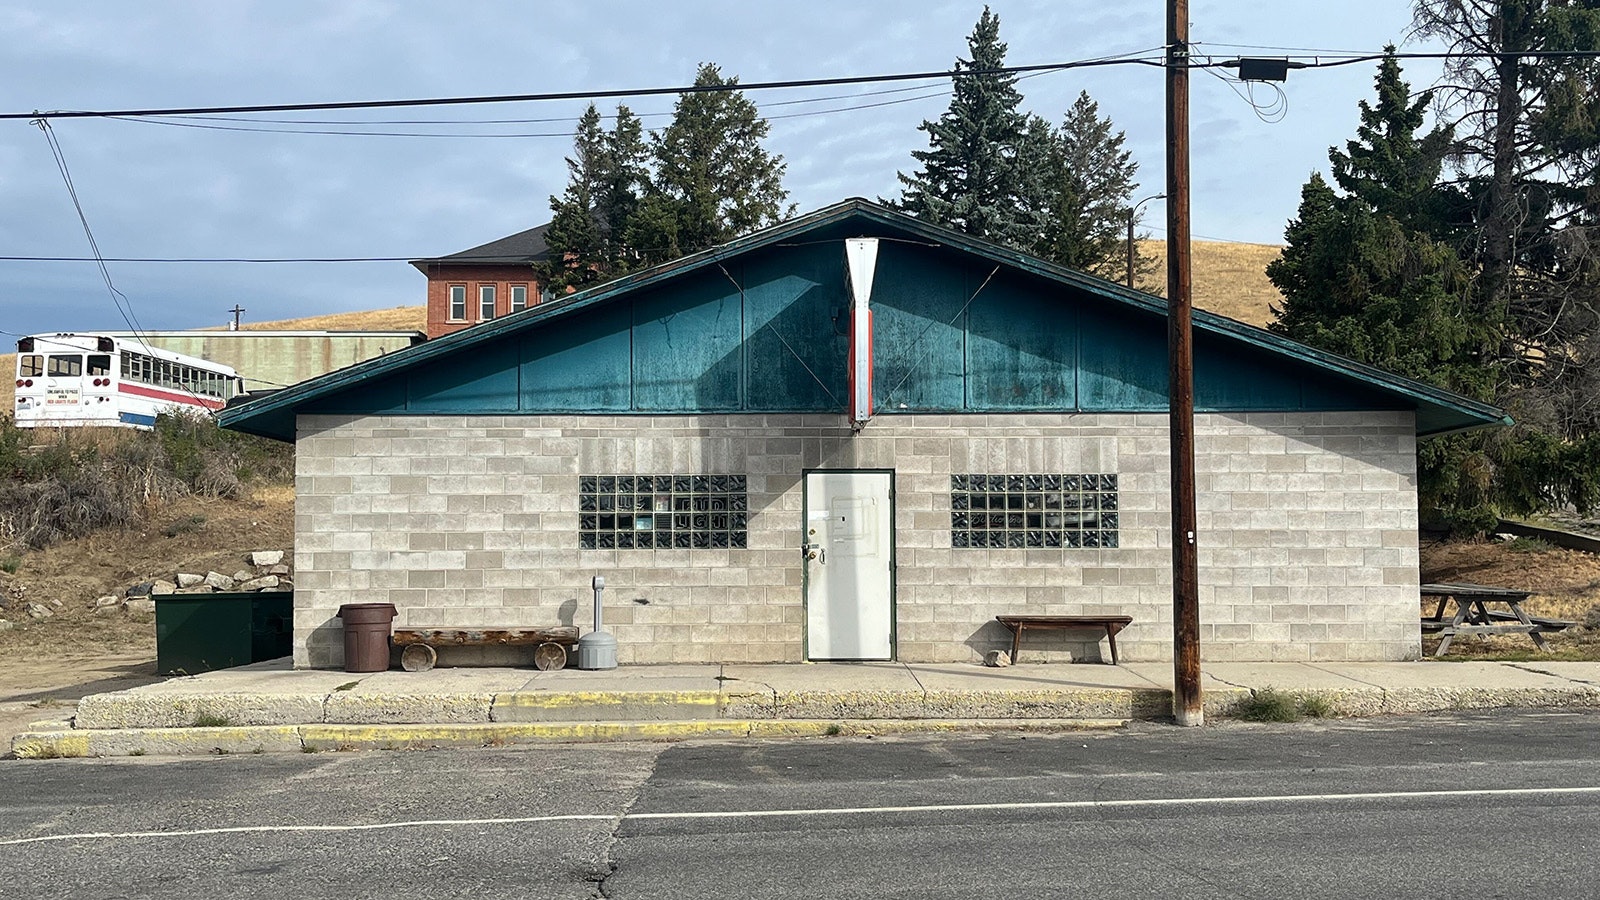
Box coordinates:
[634,63,792,263]
[1034,91,1145,281]
[894,7,1047,247]
[541,104,608,292]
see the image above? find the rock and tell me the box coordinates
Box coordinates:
[93,604,121,616]
[239,575,280,591]
[232,570,254,584]
[93,595,121,609]
[177,586,212,594]
[984,649,1012,668]
[124,597,156,614]
[0,618,11,631]
[126,582,155,598]
[1493,532,1516,542]
[49,598,63,607]
[175,573,204,588]
[267,564,291,576]
[203,572,235,591]
[27,603,53,620]
[151,580,176,596]
[250,550,284,567]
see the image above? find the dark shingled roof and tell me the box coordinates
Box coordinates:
[409,223,553,271]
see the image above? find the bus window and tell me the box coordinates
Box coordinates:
[19,355,43,377]
[48,355,83,377]
[88,355,111,376]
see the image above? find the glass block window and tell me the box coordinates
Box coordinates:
[579,475,748,549]
[950,474,1119,549]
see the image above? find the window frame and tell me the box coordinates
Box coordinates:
[479,284,497,321]
[510,284,528,312]
[448,284,467,321]
[47,354,84,377]
[19,354,43,377]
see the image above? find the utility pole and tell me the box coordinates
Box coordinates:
[229,304,246,330]
[1167,0,1202,726]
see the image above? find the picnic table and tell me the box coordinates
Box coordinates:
[1420,583,1575,657]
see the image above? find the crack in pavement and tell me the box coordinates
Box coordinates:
[1505,662,1600,688]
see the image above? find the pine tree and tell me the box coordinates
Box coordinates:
[894,7,1047,247]
[1034,91,1145,281]
[633,63,792,263]
[541,105,608,292]
[1268,52,1513,529]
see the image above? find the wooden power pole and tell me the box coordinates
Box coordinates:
[1167,0,1203,726]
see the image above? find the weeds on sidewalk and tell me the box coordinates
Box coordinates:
[1232,687,1337,722]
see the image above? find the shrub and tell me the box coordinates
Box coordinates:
[0,555,19,574]
[1505,536,1553,553]
[1232,687,1302,722]
[162,515,207,538]
[191,712,232,728]
[0,412,291,551]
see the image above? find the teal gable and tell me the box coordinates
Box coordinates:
[222,199,1509,441]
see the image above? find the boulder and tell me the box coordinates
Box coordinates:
[239,575,280,592]
[231,570,254,584]
[175,573,204,588]
[203,572,235,591]
[125,582,155,598]
[983,649,1012,668]
[151,580,176,596]
[250,550,285,567]
[93,595,121,609]
[124,597,156,614]
[267,564,292,576]
[28,603,53,620]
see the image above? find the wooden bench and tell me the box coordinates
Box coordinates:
[995,615,1134,665]
[392,627,580,672]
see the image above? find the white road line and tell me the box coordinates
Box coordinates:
[4,784,1598,847]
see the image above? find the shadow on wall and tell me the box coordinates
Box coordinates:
[963,621,1112,664]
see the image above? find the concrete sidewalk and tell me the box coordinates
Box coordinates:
[12,658,1600,758]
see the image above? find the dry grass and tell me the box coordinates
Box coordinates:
[1138,240,1284,327]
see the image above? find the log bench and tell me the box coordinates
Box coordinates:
[391,627,580,672]
[995,615,1134,665]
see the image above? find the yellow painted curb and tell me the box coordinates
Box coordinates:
[491,691,722,710]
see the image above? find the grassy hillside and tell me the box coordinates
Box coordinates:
[1137,240,1283,326]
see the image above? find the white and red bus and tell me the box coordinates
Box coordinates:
[13,333,244,429]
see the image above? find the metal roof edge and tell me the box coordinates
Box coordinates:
[219,197,1508,436]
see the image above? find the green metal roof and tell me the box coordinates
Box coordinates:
[220,198,1511,442]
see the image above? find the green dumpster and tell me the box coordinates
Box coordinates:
[155,591,293,675]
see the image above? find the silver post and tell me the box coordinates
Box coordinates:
[592,575,605,631]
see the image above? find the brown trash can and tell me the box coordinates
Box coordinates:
[338,603,397,673]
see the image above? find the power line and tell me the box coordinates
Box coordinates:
[9,48,1600,124]
[4,56,1165,122]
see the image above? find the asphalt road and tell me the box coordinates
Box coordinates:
[3,710,1599,899]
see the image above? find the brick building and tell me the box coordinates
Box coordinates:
[411,223,552,338]
[222,200,1508,669]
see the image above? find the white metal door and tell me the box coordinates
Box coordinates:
[804,471,893,660]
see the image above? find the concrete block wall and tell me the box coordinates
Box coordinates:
[292,411,1420,668]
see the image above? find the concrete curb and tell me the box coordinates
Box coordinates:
[17,680,1600,759]
[10,718,1129,758]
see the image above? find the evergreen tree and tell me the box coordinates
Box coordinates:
[1267,53,1506,529]
[633,63,792,263]
[1411,1,1600,520]
[1034,91,1145,281]
[894,7,1048,247]
[541,105,608,293]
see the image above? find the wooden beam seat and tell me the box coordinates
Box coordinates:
[995,615,1134,665]
[392,627,580,672]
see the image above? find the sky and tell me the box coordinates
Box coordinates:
[0,1,1448,338]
